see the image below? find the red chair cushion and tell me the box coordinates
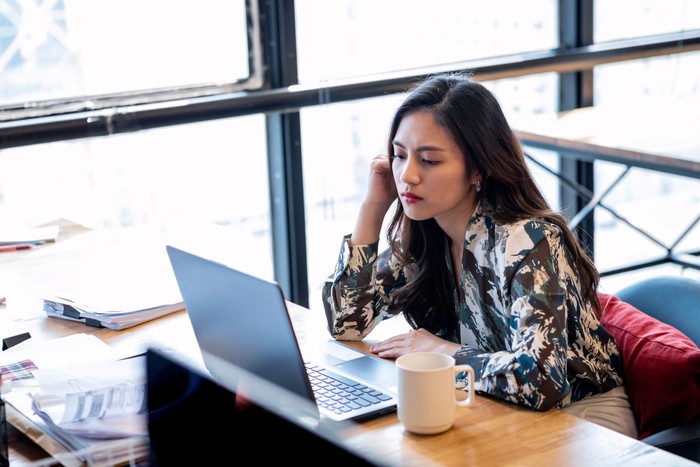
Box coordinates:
[598,292,700,439]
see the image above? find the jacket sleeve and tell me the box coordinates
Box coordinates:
[321,234,405,340]
[453,225,574,411]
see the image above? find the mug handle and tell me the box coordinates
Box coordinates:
[454,364,475,407]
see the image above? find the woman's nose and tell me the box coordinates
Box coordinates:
[399,157,420,184]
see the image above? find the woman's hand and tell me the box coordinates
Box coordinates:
[369,328,462,359]
[350,155,398,246]
[364,154,398,212]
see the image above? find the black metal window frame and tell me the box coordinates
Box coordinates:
[1,0,699,306]
[0,0,265,122]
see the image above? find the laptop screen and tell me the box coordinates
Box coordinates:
[165,244,315,401]
[145,348,387,465]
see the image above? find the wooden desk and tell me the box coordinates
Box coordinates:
[1,225,696,466]
[511,98,700,274]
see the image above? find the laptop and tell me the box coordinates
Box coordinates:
[145,347,394,465]
[165,244,398,422]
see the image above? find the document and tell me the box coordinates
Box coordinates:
[0,334,125,371]
[43,293,184,330]
[42,261,184,330]
[41,236,185,330]
[30,357,148,439]
[4,390,149,466]
[2,341,149,466]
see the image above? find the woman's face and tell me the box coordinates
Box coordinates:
[391,111,478,232]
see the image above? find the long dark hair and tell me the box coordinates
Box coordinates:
[386,72,600,340]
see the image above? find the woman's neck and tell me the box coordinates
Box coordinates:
[437,198,479,249]
[442,200,480,295]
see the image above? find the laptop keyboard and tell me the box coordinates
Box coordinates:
[305,362,393,416]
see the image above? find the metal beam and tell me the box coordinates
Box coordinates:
[3,30,700,149]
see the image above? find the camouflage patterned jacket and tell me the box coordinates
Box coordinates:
[322,202,624,411]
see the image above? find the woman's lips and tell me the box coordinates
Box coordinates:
[401,192,423,204]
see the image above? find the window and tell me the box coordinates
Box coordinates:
[1,0,260,118]
[594,0,700,42]
[0,0,273,280]
[2,1,698,307]
[294,0,557,83]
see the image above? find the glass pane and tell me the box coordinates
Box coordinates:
[301,74,558,312]
[594,51,700,103]
[0,0,250,106]
[483,74,561,208]
[595,0,700,42]
[593,163,700,270]
[294,0,557,83]
[301,95,401,310]
[0,116,274,280]
[592,52,700,289]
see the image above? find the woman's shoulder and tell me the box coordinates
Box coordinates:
[493,219,566,268]
[485,214,561,238]
[475,202,558,232]
[472,203,563,243]
[470,216,563,258]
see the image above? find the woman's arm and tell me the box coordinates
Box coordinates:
[322,239,404,340]
[322,154,401,340]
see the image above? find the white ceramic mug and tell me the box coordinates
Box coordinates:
[395,351,475,435]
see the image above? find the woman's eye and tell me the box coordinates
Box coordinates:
[393,153,407,160]
[422,159,438,165]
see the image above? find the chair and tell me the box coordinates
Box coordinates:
[614,275,700,462]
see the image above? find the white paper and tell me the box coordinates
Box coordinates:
[0,333,124,368]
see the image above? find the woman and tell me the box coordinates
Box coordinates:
[322,72,637,437]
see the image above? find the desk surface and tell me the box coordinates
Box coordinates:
[512,98,700,179]
[1,223,696,466]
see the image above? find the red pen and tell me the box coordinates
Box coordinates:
[0,243,36,253]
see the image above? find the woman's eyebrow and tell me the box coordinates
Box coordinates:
[392,139,446,153]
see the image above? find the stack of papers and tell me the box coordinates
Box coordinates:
[41,235,185,330]
[43,292,184,330]
[42,265,184,330]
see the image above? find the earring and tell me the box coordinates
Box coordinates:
[476,181,482,192]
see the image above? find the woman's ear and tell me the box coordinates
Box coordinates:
[471,174,484,193]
